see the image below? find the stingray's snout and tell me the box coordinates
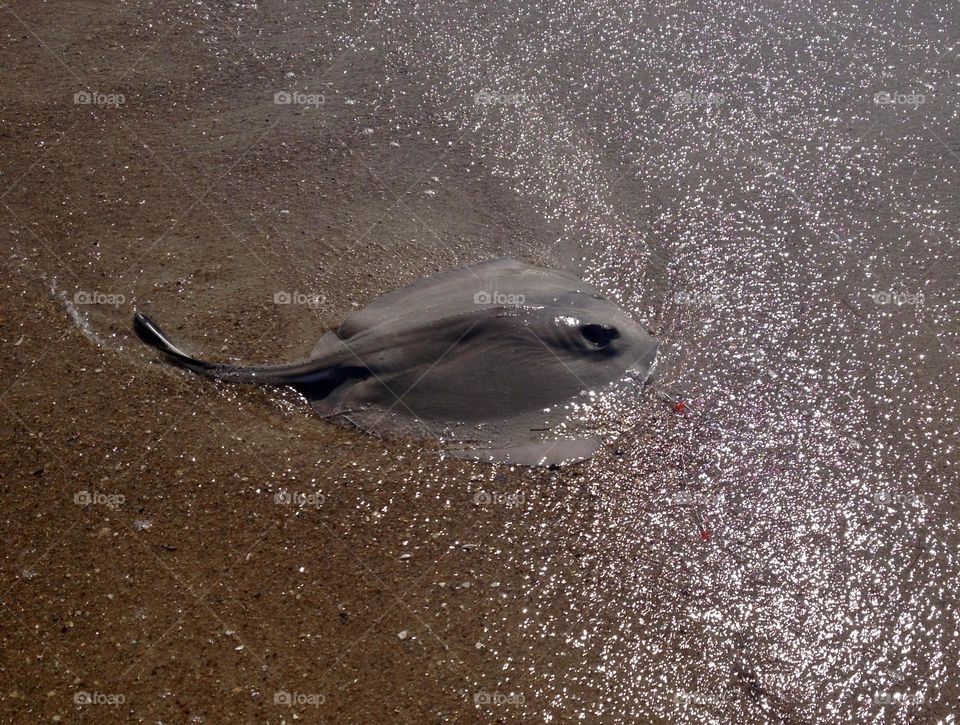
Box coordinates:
[580,323,619,348]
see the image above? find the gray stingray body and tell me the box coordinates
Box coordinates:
[133,258,659,466]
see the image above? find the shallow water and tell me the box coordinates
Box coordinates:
[1,0,957,722]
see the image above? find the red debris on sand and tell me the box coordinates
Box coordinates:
[673,400,688,414]
[700,529,711,541]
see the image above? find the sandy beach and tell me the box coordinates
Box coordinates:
[1,1,958,722]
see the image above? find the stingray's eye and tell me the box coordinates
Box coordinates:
[581,323,619,347]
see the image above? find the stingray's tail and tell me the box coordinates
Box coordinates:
[133,313,215,372]
[132,312,359,395]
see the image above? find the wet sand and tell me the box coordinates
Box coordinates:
[1,1,959,723]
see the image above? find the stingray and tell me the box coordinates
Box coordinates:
[133,258,659,466]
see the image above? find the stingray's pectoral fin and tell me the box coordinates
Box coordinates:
[133,312,214,372]
[448,437,601,467]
